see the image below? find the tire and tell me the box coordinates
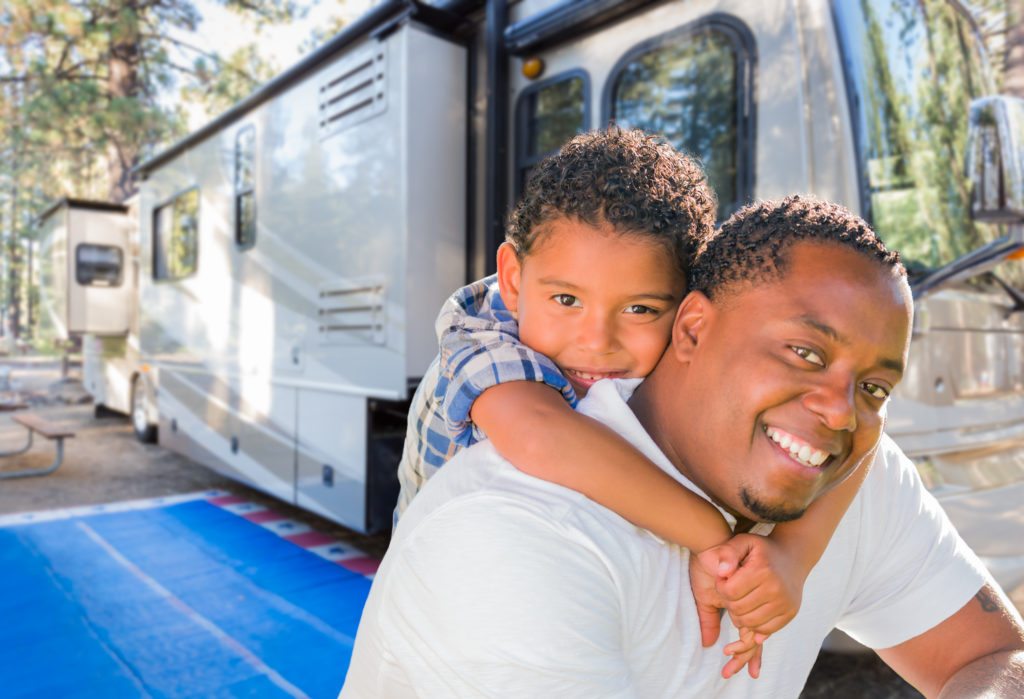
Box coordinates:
[131,376,158,444]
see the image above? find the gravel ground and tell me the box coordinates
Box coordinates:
[0,356,924,697]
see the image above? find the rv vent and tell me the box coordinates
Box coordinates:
[317,42,388,140]
[317,281,386,346]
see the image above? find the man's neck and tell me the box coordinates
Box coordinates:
[628,374,755,531]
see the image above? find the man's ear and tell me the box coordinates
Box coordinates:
[672,291,714,362]
[496,242,523,316]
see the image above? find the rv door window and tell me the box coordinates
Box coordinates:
[517,72,588,194]
[153,188,199,281]
[609,21,755,221]
[75,244,123,287]
[235,125,256,250]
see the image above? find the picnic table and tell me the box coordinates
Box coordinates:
[0,412,75,480]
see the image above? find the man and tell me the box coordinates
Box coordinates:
[341,197,1024,697]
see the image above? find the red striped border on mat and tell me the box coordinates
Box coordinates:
[206,495,380,579]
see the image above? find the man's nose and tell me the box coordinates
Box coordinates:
[802,375,857,432]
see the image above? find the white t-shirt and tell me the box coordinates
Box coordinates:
[341,380,989,698]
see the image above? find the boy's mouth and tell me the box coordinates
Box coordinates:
[565,368,628,390]
[763,425,833,469]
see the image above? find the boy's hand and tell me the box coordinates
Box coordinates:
[722,627,763,679]
[690,548,763,679]
[688,549,733,647]
[709,533,804,637]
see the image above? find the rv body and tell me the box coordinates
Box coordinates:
[127,23,465,533]
[49,0,1024,608]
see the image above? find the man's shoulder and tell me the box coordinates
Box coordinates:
[398,442,594,535]
[394,439,663,568]
[861,433,921,494]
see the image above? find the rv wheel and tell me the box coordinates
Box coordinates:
[132,376,158,443]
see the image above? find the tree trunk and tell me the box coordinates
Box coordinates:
[106,3,143,202]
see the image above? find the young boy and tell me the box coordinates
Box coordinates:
[395,129,869,677]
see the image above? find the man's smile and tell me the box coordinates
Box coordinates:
[762,424,835,469]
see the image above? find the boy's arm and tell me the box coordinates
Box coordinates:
[770,449,871,568]
[434,275,577,447]
[471,381,732,552]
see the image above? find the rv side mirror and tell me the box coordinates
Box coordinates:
[967,95,1024,223]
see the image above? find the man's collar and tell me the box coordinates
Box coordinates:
[578,379,773,538]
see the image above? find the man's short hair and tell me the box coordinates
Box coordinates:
[506,127,718,274]
[689,195,905,300]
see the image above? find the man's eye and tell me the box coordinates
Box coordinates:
[861,382,890,400]
[624,304,657,315]
[790,346,825,367]
[553,294,581,307]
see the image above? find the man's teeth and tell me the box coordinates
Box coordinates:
[765,426,829,468]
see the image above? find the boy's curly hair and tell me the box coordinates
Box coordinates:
[506,127,717,273]
[689,195,905,299]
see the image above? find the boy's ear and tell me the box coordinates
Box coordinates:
[496,242,522,315]
[672,291,714,363]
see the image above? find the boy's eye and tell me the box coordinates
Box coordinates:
[553,294,581,308]
[861,382,890,400]
[790,346,825,367]
[624,304,657,315]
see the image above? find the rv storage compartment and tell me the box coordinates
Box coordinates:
[38,199,133,337]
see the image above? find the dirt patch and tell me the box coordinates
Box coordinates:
[0,356,391,559]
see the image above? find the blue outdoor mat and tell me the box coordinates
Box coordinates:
[0,493,376,698]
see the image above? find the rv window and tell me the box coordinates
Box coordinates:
[517,72,588,194]
[609,21,754,221]
[834,0,1012,278]
[75,244,123,287]
[153,188,199,281]
[235,125,256,250]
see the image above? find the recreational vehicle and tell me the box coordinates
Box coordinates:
[38,0,1024,608]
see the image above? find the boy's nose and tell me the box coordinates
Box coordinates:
[576,313,616,353]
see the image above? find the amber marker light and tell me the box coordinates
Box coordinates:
[522,57,544,80]
[1008,248,1024,261]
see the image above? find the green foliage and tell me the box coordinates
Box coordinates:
[0,0,310,338]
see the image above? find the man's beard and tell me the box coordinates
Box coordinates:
[740,488,807,523]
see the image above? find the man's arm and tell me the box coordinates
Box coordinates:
[876,584,1024,697]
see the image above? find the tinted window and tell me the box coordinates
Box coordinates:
[235,125,256,250]
[610,23,753,221]
[834,0,1012,275]
[518,73,588,193]
[75,244,123,287]
[153,188,199,281]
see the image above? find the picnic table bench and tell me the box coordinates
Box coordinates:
[0,412,75,480]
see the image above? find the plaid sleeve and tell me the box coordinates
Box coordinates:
[435,275,577,446]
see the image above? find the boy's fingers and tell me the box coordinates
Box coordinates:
[723,595,774,622]
[717,565,771,599]
[696,602,723,647]
[697,545,737,578]
[729,605,794,635]
[721,644,760,680]
[723,638,755,656]
[748,644,763,679]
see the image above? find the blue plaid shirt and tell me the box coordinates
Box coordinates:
[395,275,577,520]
